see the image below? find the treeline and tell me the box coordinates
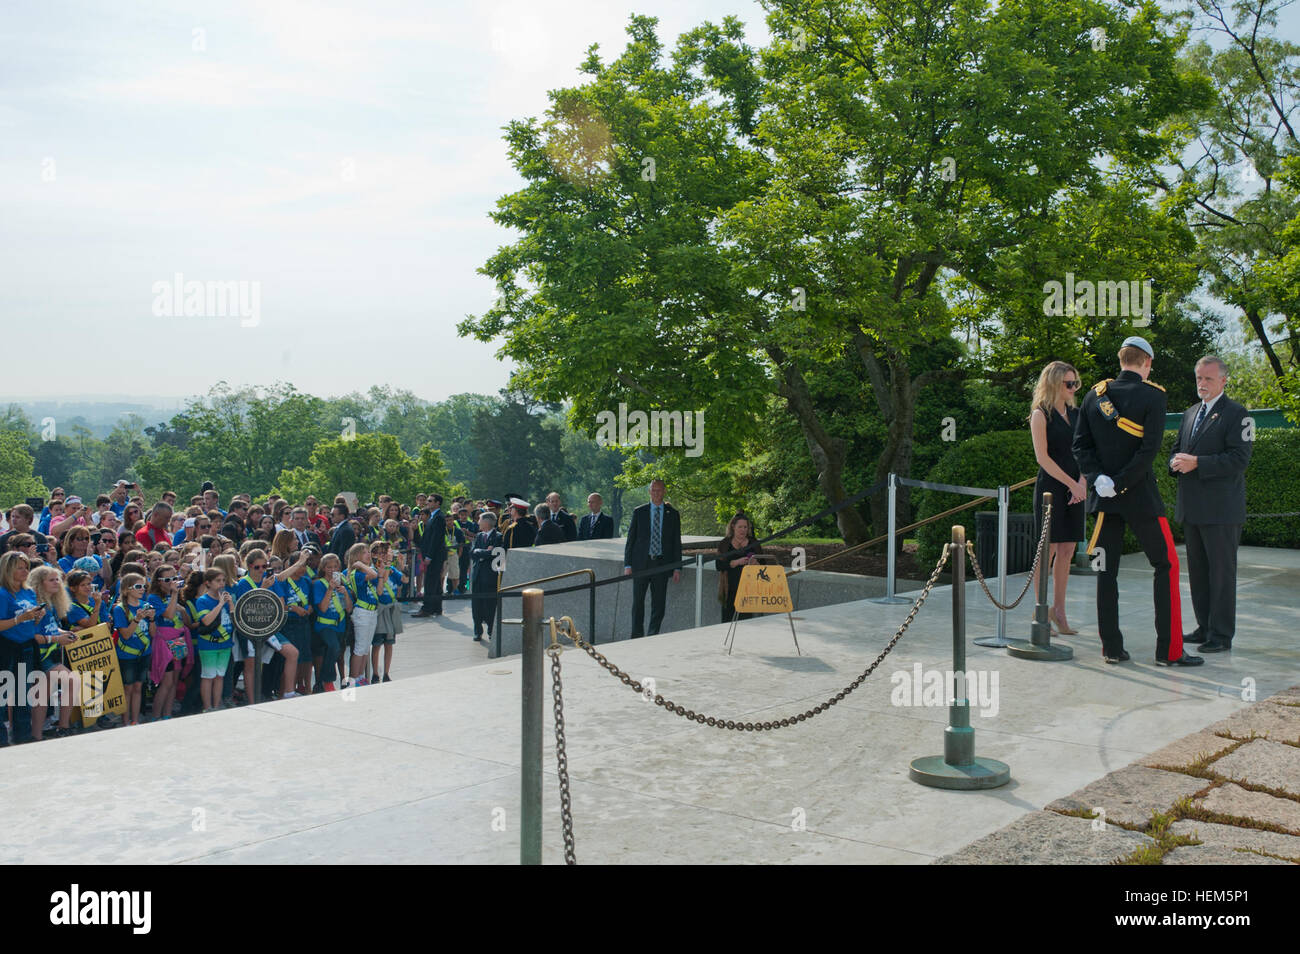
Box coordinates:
[0,384,635,531]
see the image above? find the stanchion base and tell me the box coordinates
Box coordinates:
[973,635,1014,648]
[909,756,1011,790]
[1005,639,1074,661]
[871,596,912,604]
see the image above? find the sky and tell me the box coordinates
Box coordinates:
[2,1,1295,407]
[0,0,770,404]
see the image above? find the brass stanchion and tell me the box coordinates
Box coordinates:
[909,526,1011,790]
[1006,492,1073,661]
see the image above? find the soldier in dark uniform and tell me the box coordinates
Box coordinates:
[1072,336,1202,667]
[501,497,536,549]
[469,512,504,641]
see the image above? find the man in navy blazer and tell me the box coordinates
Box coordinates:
[623,480,682,637]
[578,493,614,540]
[1169,356,1252,653]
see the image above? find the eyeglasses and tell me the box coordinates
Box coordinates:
[129,584,145,590]
[1064,380,1080,390]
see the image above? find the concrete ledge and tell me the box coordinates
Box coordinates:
[493,537,891,655]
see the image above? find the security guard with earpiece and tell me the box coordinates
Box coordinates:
[1072,336,1202,667]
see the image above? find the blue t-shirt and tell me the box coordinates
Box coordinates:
[312,579,347,631]
[67,595,100,629]
[0,587,39,644]
[192,593,234,650]
[37,607,62,663]
[111,602,151,660]
[147,593,186,630]
[377,568,404,605]
[349,568,379,608]
[59,554,102,574]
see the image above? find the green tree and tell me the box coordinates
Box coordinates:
[469,394,564,502]
[463,3,1210,544]
[0,432,48,507]
[274,434,452,504]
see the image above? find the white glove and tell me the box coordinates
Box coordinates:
[1095,475,1117,498]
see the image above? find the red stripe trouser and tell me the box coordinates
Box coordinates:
[1092,511,1183,661]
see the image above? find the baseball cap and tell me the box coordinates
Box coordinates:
[1121,335,1154,359]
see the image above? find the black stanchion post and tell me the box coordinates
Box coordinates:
[1007,491,1073,662]
[909,525,1011,790]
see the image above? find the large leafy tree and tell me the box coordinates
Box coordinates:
[275,433,451,504]
[1152,0,1299,411]
[469,393,565,502]
[463,2,1211,544]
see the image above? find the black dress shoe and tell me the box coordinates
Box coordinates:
[1103,649,1131,664]
[1183,631,1208,645]
[1159,653,1205,667]
[412,610,433,618]
[1199,641,1231,653]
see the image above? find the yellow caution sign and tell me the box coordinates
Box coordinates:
[733,564,793,614]
[63,623,126,726]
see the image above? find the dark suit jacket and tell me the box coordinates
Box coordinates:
[327,521,355,560]
[417,509,446,565]
[1169,395,1251,524]
[623,502,682,570]
[535,509,576,543]
[535,518,565,546]
[578,512,614,540]
[1072,369,1168,517]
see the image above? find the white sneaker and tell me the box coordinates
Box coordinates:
[282,691,300,699]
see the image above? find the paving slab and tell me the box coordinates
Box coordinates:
[934,811,1152,865]
[1045,765,1205,828]
[1206,739,1300,796]
[1162,844,1291,865]
[1169,820,1300,860]
[1206,702,1300,744]
[1196,783,1300,834]
[1140,730,1239,770]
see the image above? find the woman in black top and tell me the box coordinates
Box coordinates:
[1029,361,1087,635]
[716,512,762,624]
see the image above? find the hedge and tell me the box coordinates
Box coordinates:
[915,426,1300,564]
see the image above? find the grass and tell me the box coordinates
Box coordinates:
[1113,808,1200,865]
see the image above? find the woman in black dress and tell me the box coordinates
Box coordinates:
[1029,361,1087,634]
[716,512,762,624]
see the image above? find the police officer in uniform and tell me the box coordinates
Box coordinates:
[1072,336,1202,667]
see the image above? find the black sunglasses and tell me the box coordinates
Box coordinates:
[1064,380,1080,390]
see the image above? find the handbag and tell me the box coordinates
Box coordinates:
[157,625,188,660]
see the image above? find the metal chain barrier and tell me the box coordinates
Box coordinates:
[543,543,951,862]
[546,643,576,865]
[964,500,1052,611]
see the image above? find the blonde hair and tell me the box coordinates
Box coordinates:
[213,554,240,586]
[0,551,31,592]
[346,542,369,565]
[28,564,70,620]
[1029,361,1079,418]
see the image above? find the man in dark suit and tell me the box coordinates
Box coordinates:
[534,503,565,546]
[1073,336,1201,667]
[326,503,354,560]
[543,492,577,542]
[1169,356,1252,653]
[578,493,614,540]
[623,479,682,638]
[414,495,446,617]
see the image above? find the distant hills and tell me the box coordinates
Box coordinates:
[0,395,187,439]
